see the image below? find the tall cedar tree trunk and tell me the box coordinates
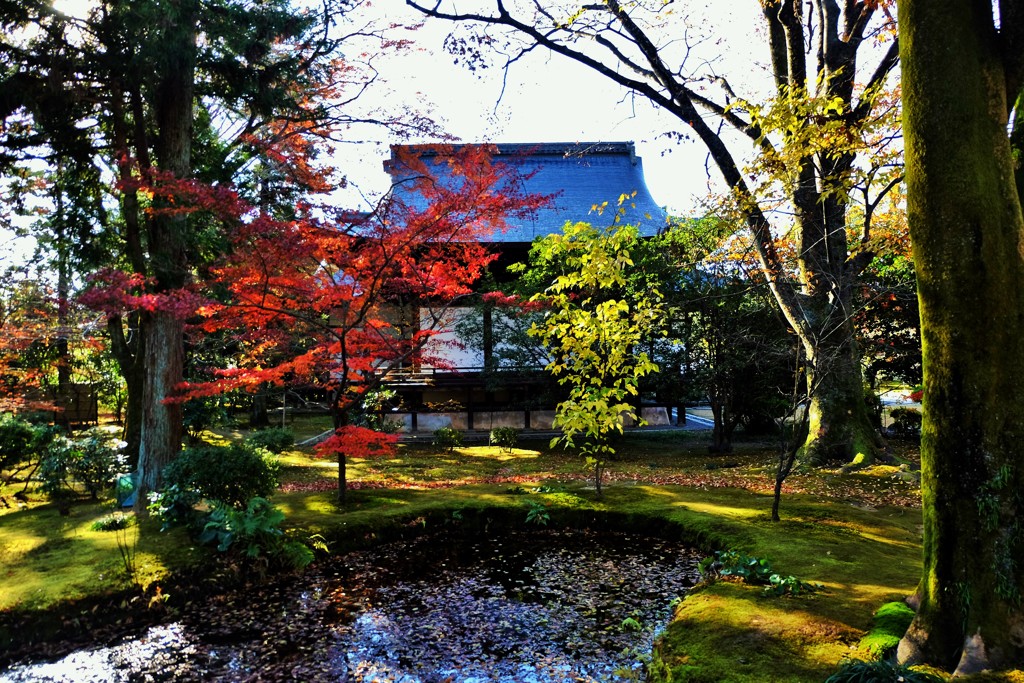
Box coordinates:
[897,0,1024,673]
[108,315,144,470]
[249,387,270,429]
[134,0,196,513]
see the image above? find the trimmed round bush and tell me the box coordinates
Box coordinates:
[489,427,520,453]
[245,428,294,454]
[163,443,280,508]
[432,427,464,452]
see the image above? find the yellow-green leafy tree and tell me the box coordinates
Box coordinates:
[526,222,662,498]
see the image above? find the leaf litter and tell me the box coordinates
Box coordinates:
[1,528,700,682]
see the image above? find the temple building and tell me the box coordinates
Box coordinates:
[381,141,669,432]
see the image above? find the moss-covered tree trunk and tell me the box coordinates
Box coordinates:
[897,0,1024,673]
[789,136,882,467]
[800,321,880,467]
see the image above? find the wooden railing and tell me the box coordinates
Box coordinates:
[375,365,547,383]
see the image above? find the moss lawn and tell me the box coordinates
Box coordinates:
[3,424,1018,681]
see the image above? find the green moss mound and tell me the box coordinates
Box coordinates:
[860,601,915,657]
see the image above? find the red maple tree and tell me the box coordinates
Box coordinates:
[81,142,545,502]
[0,280,58,413]
[173,143,546,502]
[0,277,103,415]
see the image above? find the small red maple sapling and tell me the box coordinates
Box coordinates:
[314,426,399,460]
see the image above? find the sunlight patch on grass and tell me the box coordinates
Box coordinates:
[0,502,200,611]
[357,496,410,506]
[196,430,236,447]
[278,452,333,470]
[819,522,920,550]
[457,446,542,461]
[0,526,48,564]
[539,491,591,508]
[855,465,903,477]
[632,485,691,498]
[675,499,769,520]
[845,582,917,605]
[274,494,333,519]
[1,532,123,609]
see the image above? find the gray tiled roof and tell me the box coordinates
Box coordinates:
[385,142,667,243]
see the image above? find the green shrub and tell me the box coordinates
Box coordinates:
[764,572,822,597]
[699,549,774,583]
[38,438,75,508]
[825,658,945,683]
[489,426,520,452]
[620,616,642,632]
[525,499,550,526]
[245,428,294,454]
[91,512,134,532]
[68,430,128,499]
[0,416,37,473]
[698,549,822,596]
[889,406,922,438]
[860,601,916,657]
[39,430,127,502]
[163,443,280,508]
[0,417,58,481]
[197,496,324,571]
[432,427,463,452]
[147,483,202,530]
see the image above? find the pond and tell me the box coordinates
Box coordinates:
[1,526,701,682]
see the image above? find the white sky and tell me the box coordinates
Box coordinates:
[24,0,769,241]
[345,2,770,216]
[7,0,766,274]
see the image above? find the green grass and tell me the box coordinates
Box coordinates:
[1,427,1015,681]
[0,497,201,612]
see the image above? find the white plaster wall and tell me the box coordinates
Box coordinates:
[420,307,483,372]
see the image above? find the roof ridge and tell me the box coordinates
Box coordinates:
[389,141,637,158]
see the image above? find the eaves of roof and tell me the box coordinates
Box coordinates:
[386,141,667,243]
